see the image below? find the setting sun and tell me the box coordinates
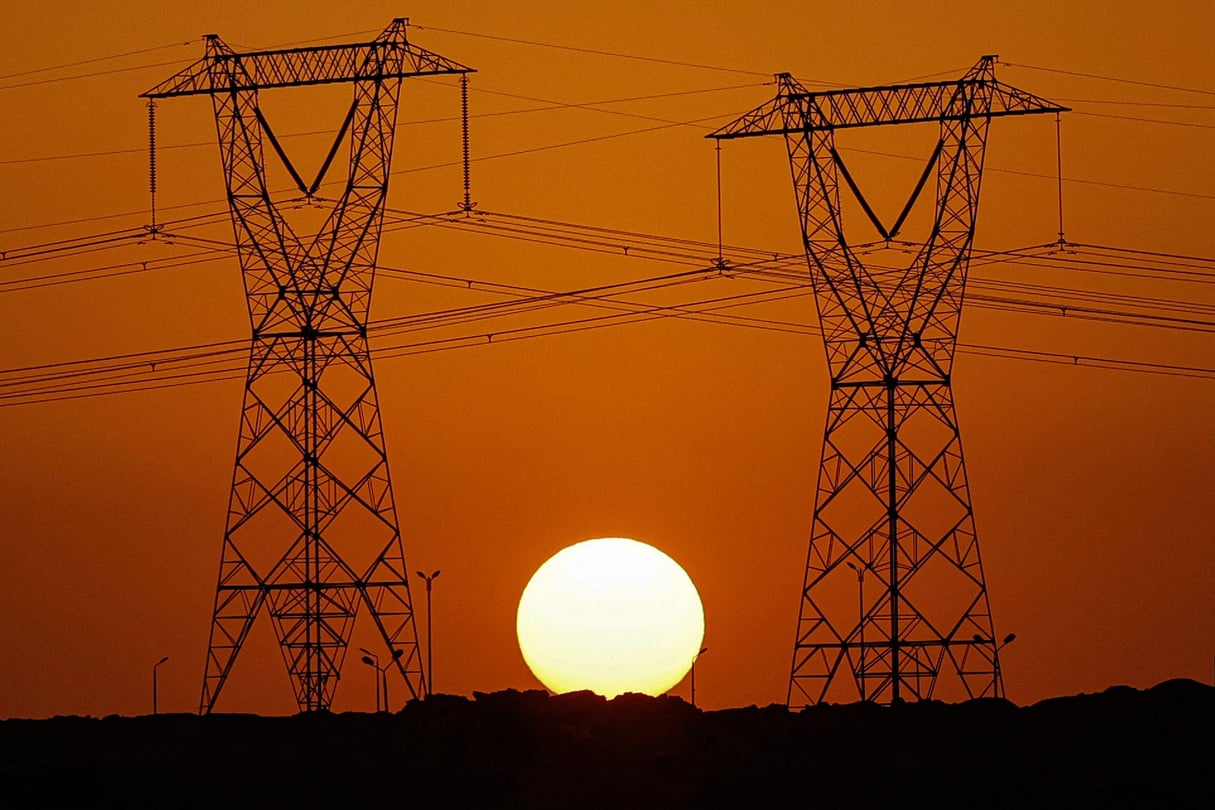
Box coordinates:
[516,537,705,699]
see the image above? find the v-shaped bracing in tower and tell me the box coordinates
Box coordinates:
[143,20,474,713]
[711,57,1066,705]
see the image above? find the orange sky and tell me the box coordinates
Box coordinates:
[2,1,1213,718]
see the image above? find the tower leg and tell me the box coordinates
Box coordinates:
[789,383,1000,705]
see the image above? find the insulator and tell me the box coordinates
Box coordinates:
[147,101,157,195]
[460,74,471,211]
[147,100,158,232]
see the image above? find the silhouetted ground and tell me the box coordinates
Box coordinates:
[2,679,1211,808]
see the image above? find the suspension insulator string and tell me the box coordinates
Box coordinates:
[1055,111,1065,246]
[147,100,159,236]
[460,74,474,213]
[715,140,726,270]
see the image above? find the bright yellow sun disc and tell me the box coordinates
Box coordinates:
[516,537,705,699]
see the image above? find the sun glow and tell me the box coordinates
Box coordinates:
[516,537,705,699]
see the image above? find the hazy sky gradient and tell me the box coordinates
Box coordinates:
[1,1,1213,717]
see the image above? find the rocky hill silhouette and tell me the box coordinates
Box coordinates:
[3,679,1211,808]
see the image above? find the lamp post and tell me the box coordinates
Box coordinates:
[415,569,441,695]
[690,647,709,708]
[846,560,870,701]
[152,656,169,715]
[974,632,1017,698]
[360,648,405,712]
[383,648,404,711]
[359,650,380,712]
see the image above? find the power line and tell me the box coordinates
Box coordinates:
[413,23,774,79]
[6,281,1212,408]
[0,57,199,92]
[223,27,382,51]
[1057,96,1215,110]
[0,81,761,167]
[0,249,229,293]
[0,210,230,259]
[5,180,1215,401]
[391,208,1215,286]
[0,41,194,81]
[6,235,1215,407]
[0,265,801,403]
[389,110,731,177]
[1002,61,1215,98]
[0,198,231,236]
[420,75,764,130]
[0,28,394,91]
[0,229,151,265]
[841,145,1215,202]
[10,196,1215,295]
[393,213,1215,335]
[10,205,1215,335]
[5,81,1214,238]
[1074,110,1215,131]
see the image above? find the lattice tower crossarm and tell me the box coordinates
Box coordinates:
[142,19,474,713]
[710,57,1067,705]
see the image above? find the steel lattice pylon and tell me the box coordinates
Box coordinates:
[143,20,473,713]
[711,57,1066,705]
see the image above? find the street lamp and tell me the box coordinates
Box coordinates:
[359,650,380,712]
[846,560,870,701]
[690,647,709,708]
[383,648,404,711]
[415,569,441,695]
[974,632,1017,697]
[360,648,406,712]
[152,656,169,715]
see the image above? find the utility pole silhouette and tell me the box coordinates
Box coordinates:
[711,57,1065,705]
[142,20,473,713]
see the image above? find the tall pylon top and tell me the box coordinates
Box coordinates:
[142,18,474,99]
[708,56,1066,139]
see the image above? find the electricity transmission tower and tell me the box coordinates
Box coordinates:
[143,20,473,713]
[711,57,1065,705]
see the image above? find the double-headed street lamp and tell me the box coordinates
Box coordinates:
[846,560,873,701]
[152,656,169,715]
[415,569,441,695]
[360,647,405,713]
[973,632,1017,697]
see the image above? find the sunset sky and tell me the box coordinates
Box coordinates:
[2,1,1213,718]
